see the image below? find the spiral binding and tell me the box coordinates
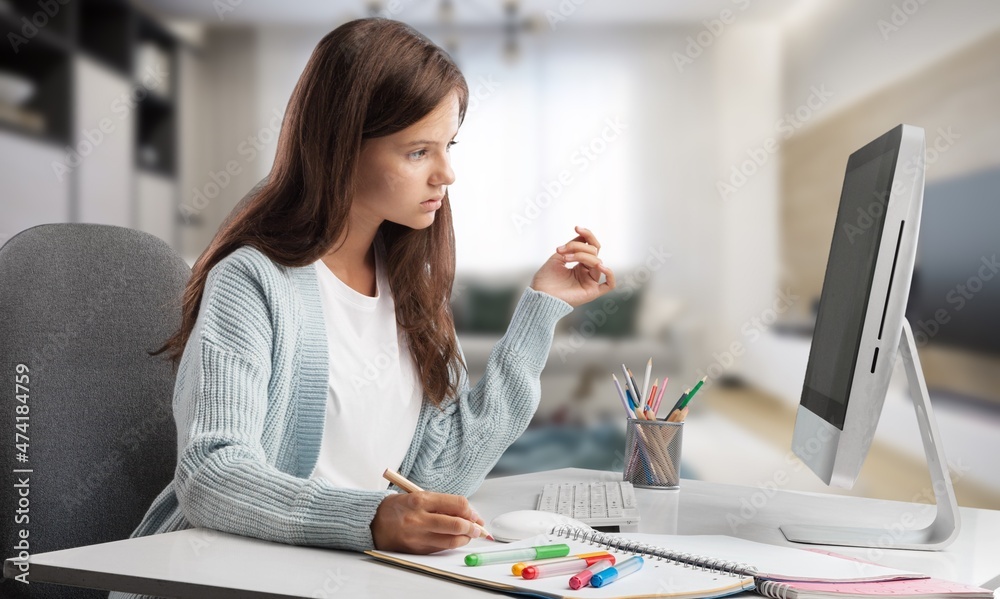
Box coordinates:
[758,580,792,599]
[550,525,759,578]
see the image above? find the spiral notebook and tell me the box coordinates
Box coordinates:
[755,578,994,599]
[365,526,925,599]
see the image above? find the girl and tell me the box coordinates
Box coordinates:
[117,17,615,585]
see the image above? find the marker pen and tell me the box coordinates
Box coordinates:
[522,554,616,579]
[590,555,644,588]
[464,544,570,566]
[511,552,611,577]
[568,558,616,589]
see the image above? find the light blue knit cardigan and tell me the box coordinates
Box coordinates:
[121,245,572,555]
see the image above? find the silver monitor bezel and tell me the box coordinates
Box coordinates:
[792,124,926,488]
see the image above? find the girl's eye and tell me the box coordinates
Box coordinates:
[447,141,458,150]
[409,149,427,160]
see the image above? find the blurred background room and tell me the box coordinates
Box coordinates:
[1,0,998,510]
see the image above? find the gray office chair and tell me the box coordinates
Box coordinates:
[0,224,191,598]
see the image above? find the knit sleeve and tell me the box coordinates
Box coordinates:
[401,287,574,496]
[172,252,391,551]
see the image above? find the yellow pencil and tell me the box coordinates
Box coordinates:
[382,468,495,541]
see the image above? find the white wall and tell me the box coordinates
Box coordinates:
[712,23,784,364]
[188,22,786,368]
[783,0,1000,128]
[177,27,262,261]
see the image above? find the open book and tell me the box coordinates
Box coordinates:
[365,526,927,599]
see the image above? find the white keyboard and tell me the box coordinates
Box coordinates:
[536,481,641,528]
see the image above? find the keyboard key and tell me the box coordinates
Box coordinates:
[621,482,637,509]
[536,480,639,526]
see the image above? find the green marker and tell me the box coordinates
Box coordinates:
[679,376,707,410]
[465,544,570,566]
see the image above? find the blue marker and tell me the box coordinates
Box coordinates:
[590,555,644,588]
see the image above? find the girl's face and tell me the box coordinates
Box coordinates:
[353,92,459,231]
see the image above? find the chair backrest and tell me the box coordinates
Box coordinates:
[0,224,191,598]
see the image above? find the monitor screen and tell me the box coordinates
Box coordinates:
[800,142,900,430]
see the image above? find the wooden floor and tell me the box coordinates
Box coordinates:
[700,385,1000,510]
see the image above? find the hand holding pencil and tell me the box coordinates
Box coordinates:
[371,469,494,554]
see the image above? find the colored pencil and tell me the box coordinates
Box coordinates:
[651,377,668,415]
[611,374,635,419]
[640,358,652,410]
[667,389,690,419]
[680,376,708,410]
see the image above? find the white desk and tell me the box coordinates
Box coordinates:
[4,468,999,598]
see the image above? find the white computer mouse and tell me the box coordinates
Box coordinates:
[489,510,593,543]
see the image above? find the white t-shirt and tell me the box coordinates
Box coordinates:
[309,242,423,491]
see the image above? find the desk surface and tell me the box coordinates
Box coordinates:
[4,468,1000,598]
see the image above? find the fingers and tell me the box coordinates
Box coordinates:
[560,248,602,268]
[557,240,598,259]
[573,225,601,251]
[600,263,617,290]
[423,512,482,538]
[406,491,475,520]
[405,492,482,539]
[424,532,476,551]
[563,251,604,283]
[556,226,601,258]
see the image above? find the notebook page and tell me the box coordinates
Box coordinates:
[367,533,755,599]
[773,578,992,597]
[616,534,925,583]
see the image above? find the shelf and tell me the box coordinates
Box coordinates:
[136,12,178,51]
[0,9,73,54]
[137,94,176,176]
[0,116,66,148]
[3,0,76,42]
[78,0,134,78]
[0,21,73,145]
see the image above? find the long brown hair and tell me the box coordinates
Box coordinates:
[154,18,469,407]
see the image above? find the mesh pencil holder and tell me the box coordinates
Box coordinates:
[624,419,683,489]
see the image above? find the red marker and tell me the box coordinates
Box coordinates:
[522,554,616,580]
[569,558,616,589]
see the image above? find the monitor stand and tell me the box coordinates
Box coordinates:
[780,319,961,550]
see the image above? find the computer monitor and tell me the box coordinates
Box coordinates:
[782,124,960,550]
